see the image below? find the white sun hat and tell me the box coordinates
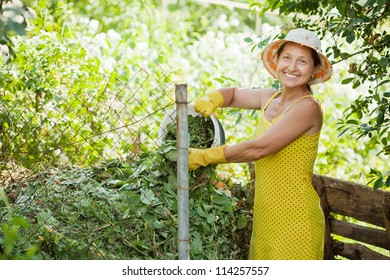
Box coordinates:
[261,28,333,85]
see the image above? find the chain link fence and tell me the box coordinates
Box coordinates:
[0,67,175,171]
[0,67,253,260]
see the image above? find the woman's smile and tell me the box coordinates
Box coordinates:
[284,72,300,78]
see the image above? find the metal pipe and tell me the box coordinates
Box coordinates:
[175,84,190,260]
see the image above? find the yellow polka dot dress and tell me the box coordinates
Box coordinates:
[249,93,325,260]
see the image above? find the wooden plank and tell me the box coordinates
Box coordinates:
[313,175,390,228]
[332,240,390,260]
[330,219,388,250]
[383,195,390,251]
[312,175,334,259]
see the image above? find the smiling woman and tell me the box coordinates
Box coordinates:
[188,28,334,260]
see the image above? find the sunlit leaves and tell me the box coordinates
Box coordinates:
[0,0,33,61]
[251,0,390,189]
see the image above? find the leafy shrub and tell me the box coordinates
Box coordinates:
[0,215,39,260]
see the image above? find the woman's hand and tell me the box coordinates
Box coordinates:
[194,90,224,117]
[188,145,227,171]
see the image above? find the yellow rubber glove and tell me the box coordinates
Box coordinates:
[194,90,224,118]
[188,145,228,171]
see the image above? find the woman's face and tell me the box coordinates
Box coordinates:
[276,42,317,89]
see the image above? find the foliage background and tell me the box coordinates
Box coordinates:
[2,0,387,185]
[250,0,390,188]
[0,0,389,259]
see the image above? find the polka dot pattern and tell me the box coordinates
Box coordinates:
[248,93,325,260]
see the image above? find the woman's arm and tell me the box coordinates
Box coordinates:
[224,97,322,162]
[217,87,277,110]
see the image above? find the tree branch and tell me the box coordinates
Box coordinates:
[332,48,372,65]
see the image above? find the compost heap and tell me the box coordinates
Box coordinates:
[0,115,252,260]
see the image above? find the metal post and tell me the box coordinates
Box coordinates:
[175,84,190,260]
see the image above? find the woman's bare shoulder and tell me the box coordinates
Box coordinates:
[288,96,323,134]
[256,88,279,108]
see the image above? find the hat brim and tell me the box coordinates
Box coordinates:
[261,40,332,85]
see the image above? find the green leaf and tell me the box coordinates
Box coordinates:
[258,36,271,48]
[338,127,350,137]
[8,20,27,36]
[212,194,233,212]
[251,44,257,52]
[166,173,177,189]
[140,188,157,205]
[235,113,242,126]
[237,216,247,230]
[244,37,253,43]
[336,1,347,14]
[352,80,361,89]
[126,191,141,205]
[152,220,165,229]
[340,52,350,59]
[346,119,359,125]
[206,213,216,224]
[369,168,381,176]
[364,0,376,8]
[378,79,390,87]
[36,211,59,226]
[376,111,385,126]
[12,217,30,228]
[379,57,388,67]
[196,205,207,218]
[373,177,384,190]
[128,240,149,250]
[0,188,10,208]
[165,149,178,161]
[106,179,126,188]
[333,47,341,58]
[342,78,354,84]
[346,32,356,44]
[191,232,203,255]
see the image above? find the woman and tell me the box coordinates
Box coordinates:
[188,28,333,260]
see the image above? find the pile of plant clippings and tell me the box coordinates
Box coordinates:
[164,115,215,148]
[0,115,253,260]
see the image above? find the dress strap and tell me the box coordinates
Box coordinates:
[278,95,323,120]
[284,95,313,112]
[263,91,281,111]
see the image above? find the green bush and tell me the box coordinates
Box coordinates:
[0,215,39,260]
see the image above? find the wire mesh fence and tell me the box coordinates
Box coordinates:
[0,67,175,171]
[0,67,253,260]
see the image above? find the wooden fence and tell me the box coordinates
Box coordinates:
[313,174,390,260]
